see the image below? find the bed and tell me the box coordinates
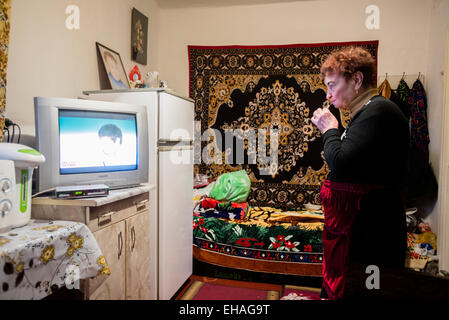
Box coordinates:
[191,175,435,282]
[192,185,324,277]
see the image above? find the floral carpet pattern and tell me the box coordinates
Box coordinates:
[189,41,378,209]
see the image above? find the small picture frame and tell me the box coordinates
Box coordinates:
[96,42,130,90]
[131,8,148,65]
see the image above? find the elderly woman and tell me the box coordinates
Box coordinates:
[311,47,409,299]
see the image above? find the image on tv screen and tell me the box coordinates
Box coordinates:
[59,109,138,174]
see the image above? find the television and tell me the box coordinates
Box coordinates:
[34,97,149,192]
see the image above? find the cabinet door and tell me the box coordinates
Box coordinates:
[89,221,126,300]
[125,211,151,300]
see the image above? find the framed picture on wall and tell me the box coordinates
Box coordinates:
[131,8,148,65]
[96,42,130,90]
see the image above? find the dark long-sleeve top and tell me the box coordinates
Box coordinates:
[322,95,410,188]
[322,93,410,271]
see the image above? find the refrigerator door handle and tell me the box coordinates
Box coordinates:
[158,145,193,152]
[159,139,192,144]
[158,140,192,146]
[157,140,193,150]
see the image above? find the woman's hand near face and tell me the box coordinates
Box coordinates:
[311,107,339,134]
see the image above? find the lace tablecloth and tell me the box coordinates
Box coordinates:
[0,220,109,300]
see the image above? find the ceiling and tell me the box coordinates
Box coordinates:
[155,0,316,9]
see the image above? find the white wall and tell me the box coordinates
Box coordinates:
[426,0,449,228]
[437,25,449,274]
[157,0,432,97]
[5,0,160,135]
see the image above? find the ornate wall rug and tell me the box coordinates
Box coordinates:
[189,41,378,209]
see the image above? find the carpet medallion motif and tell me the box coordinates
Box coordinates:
[189,41,378,209]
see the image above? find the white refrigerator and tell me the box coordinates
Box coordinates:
[83,89,194,300]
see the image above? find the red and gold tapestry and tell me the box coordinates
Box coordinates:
[189,41,378,209]
[0,0,11,141]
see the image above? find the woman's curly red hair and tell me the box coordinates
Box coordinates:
[320,46,376,88]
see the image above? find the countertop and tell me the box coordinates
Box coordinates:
[32,184,155,207]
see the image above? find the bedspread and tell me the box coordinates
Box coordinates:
[193,206,324,276]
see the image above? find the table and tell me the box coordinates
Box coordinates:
[0,219,109,300]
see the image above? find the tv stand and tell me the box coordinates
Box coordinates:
[31,184,155,300]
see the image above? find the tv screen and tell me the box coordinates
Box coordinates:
[58,110,138,174]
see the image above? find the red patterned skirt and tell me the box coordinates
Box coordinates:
[320,179,383,300]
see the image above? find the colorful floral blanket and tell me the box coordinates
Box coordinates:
[193,206,324,275]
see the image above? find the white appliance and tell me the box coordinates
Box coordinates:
[83,89,194,300]
[0,159,15,232]
[0,143,45,232]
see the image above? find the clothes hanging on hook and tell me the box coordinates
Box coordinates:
[405,77,436,218]
[378,78,410,120]
[378,78,391,99]
[409,78,429,162]
[397,78,410,101]
[396,78,413,117]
